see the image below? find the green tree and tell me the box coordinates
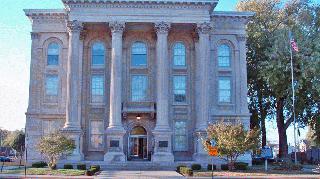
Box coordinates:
[37,132,75,170]
[203,121,260,170]
[237,0,320,158]
[2,130,25,167]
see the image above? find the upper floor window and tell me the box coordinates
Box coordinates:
[47,42,60,66]
[174,121,187,151]
[89,120,104,150]
[173,75,187,103]
[91,75,104,103]
[131,75,148,102]
[218,77,231,103]
[131,42,147,67]
[218,44,231,68]
[45,74,58,96]
[173,42,186,67]
[92,42,105,66]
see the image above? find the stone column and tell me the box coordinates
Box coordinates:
[152,22,174,163]
[193,22,212,163]
[62,20,84,161]
[104,21,126,163]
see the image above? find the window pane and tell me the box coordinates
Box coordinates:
[90,120,104,150]
[219,77,231,102]
[47,43,59,66]
[218,45,231,67]
[174,121,187,151]
[131,75,148,101]
[91,75,104,103]
[173,76,186,103]
[131,42,147,67]
[173,43,186,66]
[45,75,58,96]
[92,42,105,65]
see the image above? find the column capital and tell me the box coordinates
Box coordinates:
[154,21,171,34]
[196,22,213,35]
[30,32,40,40]
[67,20,83,34]
[109,21,125,34]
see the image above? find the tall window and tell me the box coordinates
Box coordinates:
[131,42,147,67]
[218,77,231,102]
[45,75,58,96]
[131,75,148,101]
[173,42,186,67]
[47,42,60,66]
[91,75,104,103]
[92,42,105,66]
[174,121,187,151]
[173,75,186,103]
[42,120,56,135]
[218,44,231,67]
[90,120,104,150]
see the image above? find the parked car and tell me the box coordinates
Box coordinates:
[0,156,11,162]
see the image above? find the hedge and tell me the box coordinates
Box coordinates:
[221,164,229,171]
[191,164,202,170]
[176,165,187,173]
[31,161,47,168]
[63,164,73,169]
[207,164,216,171]
[180,167,193,176]
[77,164,86,170]
[234,162,249,170]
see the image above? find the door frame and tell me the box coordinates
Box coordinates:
[128,134,148,160]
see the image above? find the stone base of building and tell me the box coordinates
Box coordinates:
[104,152,126,163]
[192,153,210,164]
[152,152,174,163]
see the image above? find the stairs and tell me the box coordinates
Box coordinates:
[99,161,176,171]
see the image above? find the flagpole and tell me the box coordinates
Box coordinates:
[289,30,297,164]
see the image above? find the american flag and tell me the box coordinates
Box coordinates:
[289,31,299,52]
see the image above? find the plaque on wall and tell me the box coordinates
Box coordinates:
[110,140,119,147]
[159,141,168,148]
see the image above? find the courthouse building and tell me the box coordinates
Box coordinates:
[25,0,253,166]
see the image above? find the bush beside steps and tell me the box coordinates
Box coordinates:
[85,165,101,176]
[191,164,202,170]
[32,161,47,168]
[63,164,73,169]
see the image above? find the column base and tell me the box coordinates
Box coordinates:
[152,129,174,163]
[104,127,126,163]
[60,128,83,162]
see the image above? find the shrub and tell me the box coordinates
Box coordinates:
[252,158,264,165]
[77,164,86,170]
[221,164,229,171]
[180,167,193,176]
[191,164,201,170]
[273,158,302,171]
[207,164,216,171]
[234,162,248,170]
[32,161,47,168]
[90,165,101,173]
[85,169,94,176]
[48,163,57,170]
[176,165,187,173]
[63,164,73,169]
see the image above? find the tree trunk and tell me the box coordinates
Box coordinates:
[276,97,288,158]
[258,92,267,147]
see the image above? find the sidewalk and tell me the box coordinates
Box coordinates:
[189,175,320,179]
[0,174,94,179]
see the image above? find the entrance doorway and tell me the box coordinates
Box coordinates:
[128,126,148,160]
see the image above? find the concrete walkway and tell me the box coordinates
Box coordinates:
[189,176,320,179]
[97,170,184,179]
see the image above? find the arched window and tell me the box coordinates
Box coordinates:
[218,44,231,67]
[173,42,186,67]
[47,42,60,66]
[131,42,147,67]
[130,126,147,135]
[92,42,105,66]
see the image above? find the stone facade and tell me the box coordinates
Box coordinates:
[24,0,253,166]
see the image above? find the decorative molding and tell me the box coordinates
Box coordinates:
[236,34,246,42]
[154,21,171,34]
[80,28,87,40]
[67,20,83,33]
[30,32,40,40]
[109,21,125,34]
[196,22,212,34]
[24,9,67,24]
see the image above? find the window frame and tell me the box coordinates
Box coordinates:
[47,42,60,66]
[172,75,187,104]
[217,44,232,68]
[173,120,188,152]
[218,76,232,103]
[130,41,148,68]
[90,74,105,104]
[91,41,106,68]
[130,74,149,102]
[89,120,104,151]
[45,74,59,96]
[172,42,187,68]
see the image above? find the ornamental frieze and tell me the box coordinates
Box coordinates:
[67,20,83,33]
[109,21,125,34]
[196,22,213,34]
[154,22,171,34]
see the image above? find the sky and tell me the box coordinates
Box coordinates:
[0,0,312,145]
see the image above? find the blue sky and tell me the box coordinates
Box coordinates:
[0,0,311,145]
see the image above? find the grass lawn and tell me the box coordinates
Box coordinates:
[1,168,86,176]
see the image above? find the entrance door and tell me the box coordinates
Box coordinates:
[128,126,148,160]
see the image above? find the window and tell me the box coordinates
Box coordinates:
[47,42,60,66]
[92,42,105,66]
[43,120,56,135]
[174,121,187,151]
[218,44,231,67]
[131,42,147,67]
[91,75,104,103]
[173,75,187,103]
[131,75,148,101]
[218,77,231,103]
[45,75,58,96]
[90,120,104,150]
[173,42,186,67]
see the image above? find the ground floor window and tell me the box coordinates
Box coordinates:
[174,120,187,151]
[89,120,104,151]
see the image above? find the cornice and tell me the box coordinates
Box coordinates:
[212,11,255,18]
[24,9,67,24]
[63,0,218,5]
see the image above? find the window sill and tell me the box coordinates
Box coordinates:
[217,103,234,106]
[88,149,104,152]
[89,103,106,107]
[172,103,189,106]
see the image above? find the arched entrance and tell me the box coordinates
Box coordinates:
[128,126,148,160]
